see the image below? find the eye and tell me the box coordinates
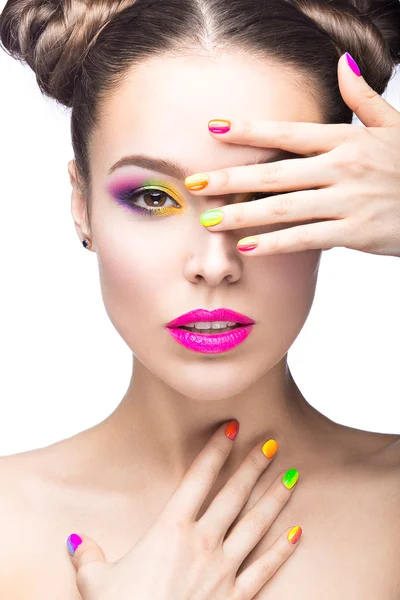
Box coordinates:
[119,186,182,216]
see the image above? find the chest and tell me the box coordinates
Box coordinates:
[13,491,399,600]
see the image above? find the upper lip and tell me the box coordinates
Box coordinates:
[166,308,255,328]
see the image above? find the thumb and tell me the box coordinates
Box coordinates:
[337,52,400,128]
[66,532,108,572]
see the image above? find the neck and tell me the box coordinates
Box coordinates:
[97,355,339,487]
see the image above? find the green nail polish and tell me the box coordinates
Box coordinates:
[200,209,223,227]
[282,468,299,489]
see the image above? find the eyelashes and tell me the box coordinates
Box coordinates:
[116,186,280,218]
[116,185,182,217]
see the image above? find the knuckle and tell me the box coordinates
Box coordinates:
[334,141,373,177]
[209,440,230,461]
[271,194,293,217]
[233,202,246,225]
[173,516,189,534]
[274,542,288,562]
[242,119,254,138]
[228,479,250,505]
[259,161,281,185]
[195,442,228,485]
[276,121,295,142]
[268,231,283,251]
[197,530,216,555]
[248,451,266,475]
[259,557,274,579]
[76,562,100,589]
[361,87,380,103]
[195,463,219,486]
[342,123,364,143]
[262,489,282,514]
[218,169,231,187]
[295,227,314,249]
[249,509,267,536]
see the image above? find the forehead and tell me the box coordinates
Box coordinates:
[92,52,322,176]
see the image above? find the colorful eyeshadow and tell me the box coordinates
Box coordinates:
[106,175,183,217]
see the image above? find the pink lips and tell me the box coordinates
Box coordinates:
[165,308,255,354]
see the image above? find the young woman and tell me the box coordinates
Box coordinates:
[0,0,399,598]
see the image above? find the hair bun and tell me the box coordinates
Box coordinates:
[293,0,400,95]
[0,0,135,107]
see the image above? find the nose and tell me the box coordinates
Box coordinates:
[183,223,243,286]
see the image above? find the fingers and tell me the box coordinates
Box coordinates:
[199,188,341,233]
[67,532,107,569]
[161,420,239,524]
[207,117,353,153]
[66,532,110,597]
[222,468,299,565]
[184,153,333,197]
[233,525,303,600]
[196,438,278,541]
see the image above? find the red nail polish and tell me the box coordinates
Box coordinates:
[225,419,239,440]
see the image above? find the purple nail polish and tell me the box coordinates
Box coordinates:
[345,52,361,77]
[67,533,82,556]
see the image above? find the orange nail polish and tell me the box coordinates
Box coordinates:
[262,439,278,458]
[288,525,302,544]
[225,420,239,440]
[185,174,209,191]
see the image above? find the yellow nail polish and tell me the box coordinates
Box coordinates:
[200,209,223,227]
[288,525,302,544]
[185,174,209,191]
[262,439,278,459]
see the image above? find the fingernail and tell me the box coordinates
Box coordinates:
[208,119,231,134]
[262,439,278,458]
[185,173,209,191]
[237,236,259,252]
[225,419,240,440]
[288,525,302,544]
[66,533,82,556]
[282,468,299,489]
[200,209,223,227]
[345,52,361,77]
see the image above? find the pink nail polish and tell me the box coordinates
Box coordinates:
[345,52,361,77]
[208,119,231,134]
[66,533,82,556]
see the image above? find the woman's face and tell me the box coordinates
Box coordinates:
[75,51,324,402]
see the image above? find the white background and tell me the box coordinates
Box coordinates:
[0,47,399,456]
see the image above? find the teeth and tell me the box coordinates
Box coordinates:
[185,321,238,330]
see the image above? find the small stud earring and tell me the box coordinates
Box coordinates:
[82,238,92,250]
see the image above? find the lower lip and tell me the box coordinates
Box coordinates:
[165,325,255,354]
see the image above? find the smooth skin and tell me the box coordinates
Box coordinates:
[187,54,400,257]
[69,422,300,600]
[1,48,399,600]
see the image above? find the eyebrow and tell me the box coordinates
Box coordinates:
[107,149,302,179]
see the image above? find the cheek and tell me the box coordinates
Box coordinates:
[94,228,173,352]
[251,249,321,342]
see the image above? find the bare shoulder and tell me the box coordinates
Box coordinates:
[367,435,400,564]
[0,454,31,595]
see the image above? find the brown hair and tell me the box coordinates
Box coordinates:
[1,0,399,229]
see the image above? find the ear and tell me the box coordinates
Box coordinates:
[68,159,93,250]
